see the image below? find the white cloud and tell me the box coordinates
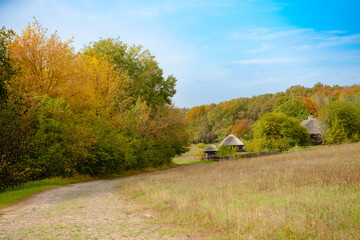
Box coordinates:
[319,34,360,47]
[248,43,273,52]
[132,10,159,17]
[229,27,360,48]
[229,27,311,41]
[233,57,301,64]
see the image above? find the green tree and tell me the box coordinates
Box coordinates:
[274,96,309,121]
[29,96,89,178]
[0,27,15,102]
[247,94,277,120]
[84,38,176,110]
[285,85,312,98]
[249,112,310,151]
[0,102,35,190]
[325,118,347,144]
[324,100,360,143]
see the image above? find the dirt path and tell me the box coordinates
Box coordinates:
[0,178,190,239]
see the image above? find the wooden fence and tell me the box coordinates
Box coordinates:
[203,150,282,161]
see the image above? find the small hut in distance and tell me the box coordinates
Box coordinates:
[203,145,218,159]
[219,134,245,152]
[301,114,322,145]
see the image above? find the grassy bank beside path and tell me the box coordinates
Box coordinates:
[0,175,97,208]
[118,143,360,239]
[0,163,179,209]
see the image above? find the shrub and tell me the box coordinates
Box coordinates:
[195,150,205,160]
[0,102,35,190]
[196,143,207,149]
[250,112,310,151]
[216,145,237,157]
[29,96,88,178]
[324,100,360,144]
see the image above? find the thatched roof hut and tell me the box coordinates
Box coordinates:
[219,134,245,152]
[219,134,244,147]
[203,144,218,159]
[300,115,320,134]
[203,145,218,153]
[301,115,322,145]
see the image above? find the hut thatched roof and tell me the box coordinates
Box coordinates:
[301,118,321,134]
[203,145,218,152]
[219,134,244,146]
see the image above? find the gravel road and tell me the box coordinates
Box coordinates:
[0,178,191,240]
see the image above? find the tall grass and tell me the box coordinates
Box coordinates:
[118,143,360,239]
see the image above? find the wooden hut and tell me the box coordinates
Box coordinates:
[300,115,322,145]
[203,145,218,159]
[219,134,245,152]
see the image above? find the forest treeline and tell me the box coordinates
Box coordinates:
[0,21,189,190]
[186,83,360,151]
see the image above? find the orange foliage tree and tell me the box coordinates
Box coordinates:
[231,118,254,140]
[301,97,320,117]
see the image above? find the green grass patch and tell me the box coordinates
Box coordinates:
[173,145,215,165]
[283,145,325,152]
[0,175,96,208]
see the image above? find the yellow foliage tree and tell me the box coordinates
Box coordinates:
[66,53,132,114]
[8,20,133,116]
[9,20,73,98]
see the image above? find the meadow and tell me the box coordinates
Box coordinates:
[118,143,360,239]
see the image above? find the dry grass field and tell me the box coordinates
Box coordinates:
[118,143,360,239]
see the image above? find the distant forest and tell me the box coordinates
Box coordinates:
[186,83,360,149]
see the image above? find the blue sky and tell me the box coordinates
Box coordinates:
[1,0,360,108]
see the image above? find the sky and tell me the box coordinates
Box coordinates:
[1,0,360,108]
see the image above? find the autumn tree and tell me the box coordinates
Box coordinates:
[185,104,215,143]
[301,97,320,117]
[231,118,254,140]
[65,52,132,114]
[9,20,73,99]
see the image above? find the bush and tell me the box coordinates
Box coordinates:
[216,145,237,157]
[196,143,207,149]
[195,150,205,160]
[250,112,310,151]
[324,100,360,144]
[29,96,88,178]
[78,129,128,176]
[0,102,35,190]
